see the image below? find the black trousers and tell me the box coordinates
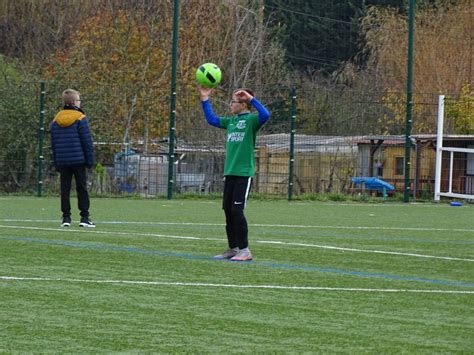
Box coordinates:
[59,165,90,218]
[222,176,252,249]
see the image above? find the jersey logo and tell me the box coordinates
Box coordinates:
[236,120,246,129]
[227,132,245,142]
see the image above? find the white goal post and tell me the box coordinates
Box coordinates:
[434,95,474,201]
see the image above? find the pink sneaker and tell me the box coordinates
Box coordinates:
[230,248,253,261]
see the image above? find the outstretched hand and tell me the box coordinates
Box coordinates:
[198,86,213,101]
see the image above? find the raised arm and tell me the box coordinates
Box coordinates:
[234,89,270,126]
[199,86,220,128]
[250,98,270,125]
[200,100,221,128]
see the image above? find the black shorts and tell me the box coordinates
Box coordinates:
[222,176,252,211]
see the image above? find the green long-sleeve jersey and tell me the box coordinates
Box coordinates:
[201,98,270,177]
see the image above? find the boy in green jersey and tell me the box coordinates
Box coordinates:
[199,87,270,261]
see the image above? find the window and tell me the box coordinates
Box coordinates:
[395,157,404,176]
[375,160,384,177]
[467,145,474,175]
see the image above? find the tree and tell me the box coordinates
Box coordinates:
[263,0,406,75]
[264,0,358,74]
[0,56,38,191]
[350,0,473,133]
[446,84,474,134]
[360,1,472,95]
[44,9,174,153]
[41,1,289,152]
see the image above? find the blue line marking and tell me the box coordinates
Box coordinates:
[2,235,473,288]
[109,223,474,245]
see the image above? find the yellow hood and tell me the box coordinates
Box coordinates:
[53,110,85,127]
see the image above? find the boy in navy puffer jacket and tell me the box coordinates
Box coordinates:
[51,89,95,227]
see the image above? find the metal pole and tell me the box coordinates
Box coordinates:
[37,81,46,197]
[434,95,444,201]
[403,0,415,203]
[288,87,296,201]
[167,0,180,200]
[448,151,454,194]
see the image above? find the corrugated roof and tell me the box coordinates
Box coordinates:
[256,133,474,152]
[256,134,359,153]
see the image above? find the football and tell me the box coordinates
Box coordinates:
[196,63,222,88]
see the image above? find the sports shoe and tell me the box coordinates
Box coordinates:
[230,248,253,261]
[79,218,96,228]
[60,217,71,227]
[213,247,239,260]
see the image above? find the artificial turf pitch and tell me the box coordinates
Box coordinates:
[0,197,473,352]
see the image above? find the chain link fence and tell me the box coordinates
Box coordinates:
[0,80,472,199]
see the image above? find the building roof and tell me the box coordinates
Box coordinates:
[256,133,474,152]
[257,134,359,153]
[357,134,474,145]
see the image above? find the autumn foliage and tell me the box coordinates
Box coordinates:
[37,1,287,147]
[358,1,473,133]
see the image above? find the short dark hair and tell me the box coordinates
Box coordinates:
[240,88,254,97]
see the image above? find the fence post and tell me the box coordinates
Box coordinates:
[37,81,46,197]
[288,86,296,201]
[167,0,180,200]
[403,0,415,203]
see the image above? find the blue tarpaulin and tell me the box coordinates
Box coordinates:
[351,177,395,197]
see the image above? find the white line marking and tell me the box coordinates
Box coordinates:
[0,219,223,226]
[2,218,474,233]
[1,276,472,294]
[1,224,472,262]
[255,224,474,233]
[255,240,474,262]
[0,224,205,240]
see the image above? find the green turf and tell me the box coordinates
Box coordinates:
[0,197,473,352]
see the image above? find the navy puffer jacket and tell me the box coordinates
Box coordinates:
[51,106,95,168]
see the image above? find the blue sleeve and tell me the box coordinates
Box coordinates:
[201,100,221,128]
[78,118,95,167]
[250,98,270,126]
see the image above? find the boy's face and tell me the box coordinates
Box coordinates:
[229,93,246,114]
[73,97,81,107]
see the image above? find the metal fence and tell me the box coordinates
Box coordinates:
[0,80,472,200]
